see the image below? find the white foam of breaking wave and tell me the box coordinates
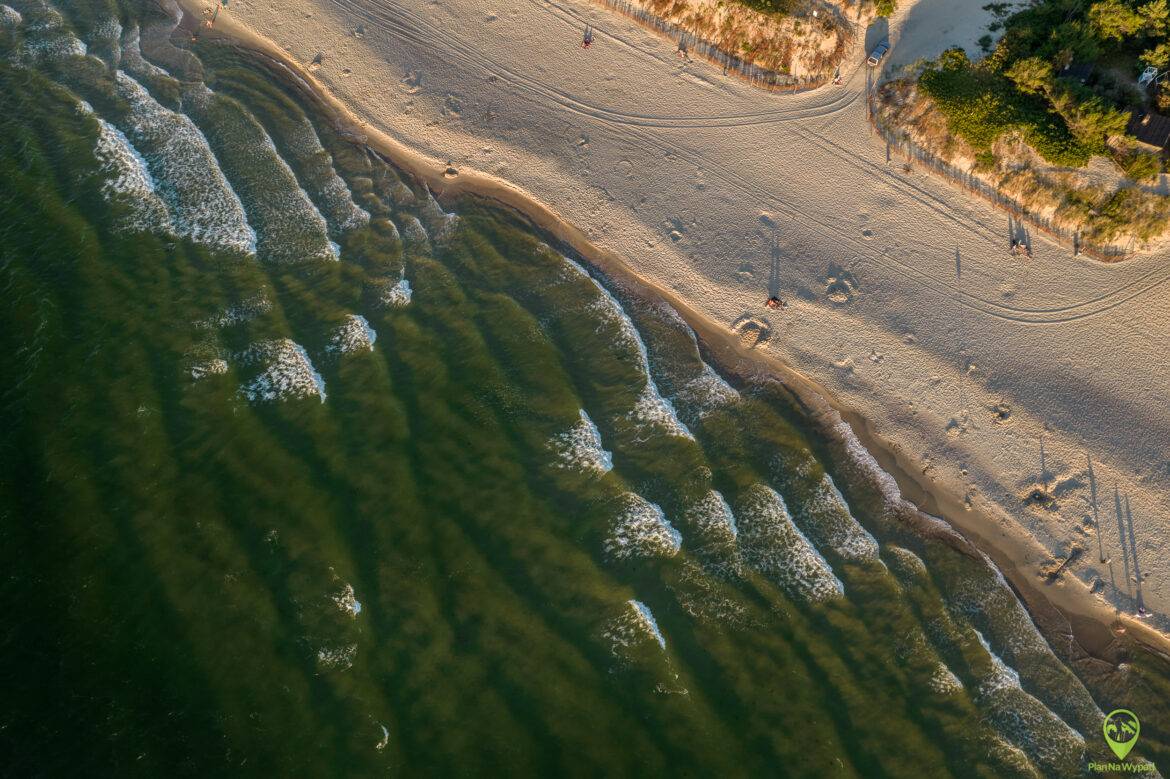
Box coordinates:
[884,545,928,578]
[630,600,666,650]
[190,358,227,381]
[669,313,740,420]
[419,190,460,242]
[326,314,377,354]
[833,418,902,503]
[119,23,169,80]
[672,363,739,421]
[604,493,682,561]
[1,5,22,27]
[550,409,613,475]
[332,582,362,617]
[16,2,86,62]
[374,216,400,242]
[685,489,738,545]
[373,271,412,309]
[113,71,256,254]
[390,181,416,206]
[972,630,1086,769]
[183,83,338,264]
[928,662,963,695]
[236,339,326,403]
[194,293,271,330]
[91,116,173,235]
[88,16,121,64]
[283,117,370,232]
[797,471,880,561]
[400,214,428,244]
[946,555,1105,733]
[604,599,668,656]
[564,257,693,441]
[316,643,356,670]
[736,484,843,602]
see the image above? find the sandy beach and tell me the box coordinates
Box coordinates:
[178,0,1170,655]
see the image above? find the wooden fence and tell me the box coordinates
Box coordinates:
[866,90,1134,260]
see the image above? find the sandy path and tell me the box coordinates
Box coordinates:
[197,0,1170,640]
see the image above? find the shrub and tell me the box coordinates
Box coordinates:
[1005,56,1053,94]
[875,0,896,17]
[919,58,1094,166]
[1118,149,1162,181]
[974,150,999,170]
[1089,0,1144,40]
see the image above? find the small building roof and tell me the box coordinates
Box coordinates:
[1127,111,1170,150]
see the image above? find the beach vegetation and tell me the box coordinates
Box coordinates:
[919,49,1095,166]
[880,0,1170,249]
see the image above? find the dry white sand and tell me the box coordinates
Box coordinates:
[187,0,1170,646]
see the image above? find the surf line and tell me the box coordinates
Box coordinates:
[174,0,1170,662]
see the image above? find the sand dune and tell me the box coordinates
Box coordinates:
[185,0,1170,645]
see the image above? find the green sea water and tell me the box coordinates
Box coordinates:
[2,2,1170,776]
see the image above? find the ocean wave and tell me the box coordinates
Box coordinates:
[973,630,1085,773]
[565,257,694,441]
[89,115,174,235]
[832,418,902,504]
[182,82,338,264]
[189,358,228,381]
[88,16,121,65]
[113,71,257,254]
[604,598,668,655]
[283,117,371,233]
[796,471,880,562]
[671,363,739,422]
[550,409,613,475]
[372,272,412,309]
[316,642,357,671]
[928,662,963,695]
[193,293,272,330]
[14,1,86,64]
[736,483,844,602]
[884,545,928,579]
[331,582,362,618]
[604,493,682,561]
[400,214,428,244]
[119,23,169,80]
[683,489,738,554]
[236,339,327,403]
[326,314,377,355]
[419,190,460,243]
[946,557,1104,734]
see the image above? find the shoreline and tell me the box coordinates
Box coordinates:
[172,0,1170,665]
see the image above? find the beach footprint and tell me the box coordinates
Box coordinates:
[731,315,771,348]
[402,69,422,94]
[825,263,859,305]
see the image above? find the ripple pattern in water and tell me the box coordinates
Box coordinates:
[2,8,1168,778]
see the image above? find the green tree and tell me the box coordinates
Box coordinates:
[1089,0,1145,40]
[1054,89,1130,150]
[875,0,896,17]
[1140,0,1170,36]
[937,46,970,71]
[1142,40,1170,68]
[1006,56,1055,93]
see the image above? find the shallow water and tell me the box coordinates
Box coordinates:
[1,2,1169,776]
